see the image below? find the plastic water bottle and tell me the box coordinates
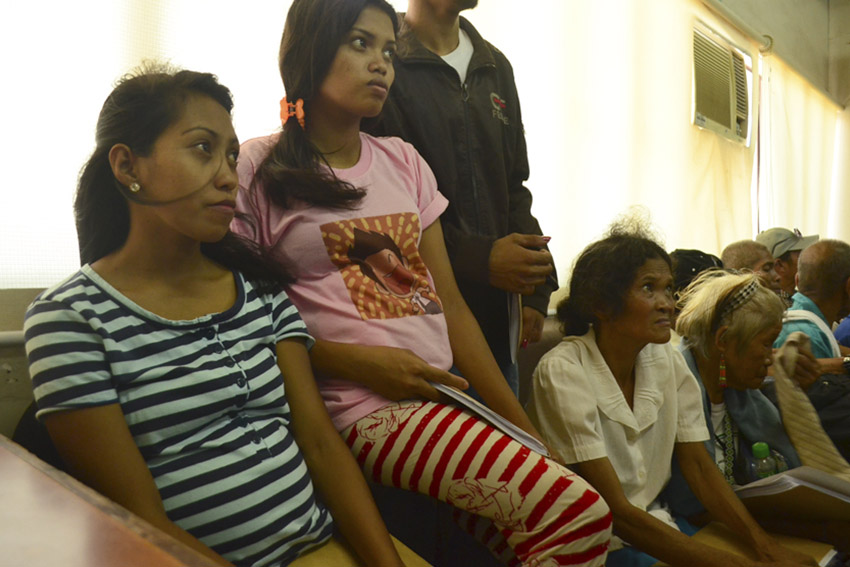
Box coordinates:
[751,442,778,479]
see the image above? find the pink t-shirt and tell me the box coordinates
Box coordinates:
[234,132,452,430]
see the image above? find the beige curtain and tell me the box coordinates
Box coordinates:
[830,109,850,242]
[468,0,764,304]
[469,0,846,308]
[4,0,846,290]
[757,54,849,242]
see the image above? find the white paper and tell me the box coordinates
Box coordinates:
[432,383,549,457]
[733,465,850,501]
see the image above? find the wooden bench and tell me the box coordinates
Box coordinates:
[0,435,430,566]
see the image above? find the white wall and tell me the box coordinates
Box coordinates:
[0,1,293,288]
[1,0,846,299]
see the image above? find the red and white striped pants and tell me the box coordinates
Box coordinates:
[343,401,612,566]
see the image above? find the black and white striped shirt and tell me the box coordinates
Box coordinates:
[24,265,333,566]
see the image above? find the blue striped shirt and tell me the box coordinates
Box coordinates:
[24,265,333,566]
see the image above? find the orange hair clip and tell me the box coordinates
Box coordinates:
[280,97,305,130]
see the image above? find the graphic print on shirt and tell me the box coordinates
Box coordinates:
[322,213,443,320]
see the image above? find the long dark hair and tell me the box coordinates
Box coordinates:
[255,0,398,211]
[75,64,292,291]
[558,221,671,336]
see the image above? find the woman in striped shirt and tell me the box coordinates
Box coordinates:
[24,64,404,567]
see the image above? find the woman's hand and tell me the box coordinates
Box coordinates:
[488,233,554,295]
[359,346,470,402]
[521,306,545,344]
[310,340,468,403]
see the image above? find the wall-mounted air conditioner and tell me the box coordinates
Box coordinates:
[692,22,753,146]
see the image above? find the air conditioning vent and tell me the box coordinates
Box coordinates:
[693,23,752,145]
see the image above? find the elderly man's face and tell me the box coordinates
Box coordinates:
[752,253,782,294]
[774,250,800,295]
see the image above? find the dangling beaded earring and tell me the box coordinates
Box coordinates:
[719,353,727,389]
[129,182,141,193]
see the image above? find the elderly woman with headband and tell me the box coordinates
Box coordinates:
[527,221,816,567]
[670,270,850,551]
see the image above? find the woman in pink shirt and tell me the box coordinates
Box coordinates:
[232,0,612,565]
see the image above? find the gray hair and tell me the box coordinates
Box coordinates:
[676,271,785,359]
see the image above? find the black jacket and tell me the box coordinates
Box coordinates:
[364,17,557,366]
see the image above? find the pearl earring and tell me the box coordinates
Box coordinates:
[129,182,141,193]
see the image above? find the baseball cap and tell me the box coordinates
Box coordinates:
[756,227,818,259]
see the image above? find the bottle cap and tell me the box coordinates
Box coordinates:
[752,441,770,458]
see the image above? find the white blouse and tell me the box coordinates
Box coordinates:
[527,329,708,543]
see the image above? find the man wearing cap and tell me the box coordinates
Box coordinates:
[756,227,819,305]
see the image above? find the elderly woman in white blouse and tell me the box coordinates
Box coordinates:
[526,222,816,567]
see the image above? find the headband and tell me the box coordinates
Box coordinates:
[717,279,759,323]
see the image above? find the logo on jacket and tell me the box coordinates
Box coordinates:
[490,92,509,125]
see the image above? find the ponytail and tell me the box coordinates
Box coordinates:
[75,148,130,265]
[556,297,593,337]
[202,232,293,294]
[255,122,365,211]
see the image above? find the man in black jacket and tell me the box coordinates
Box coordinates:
[365,0,556,396]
